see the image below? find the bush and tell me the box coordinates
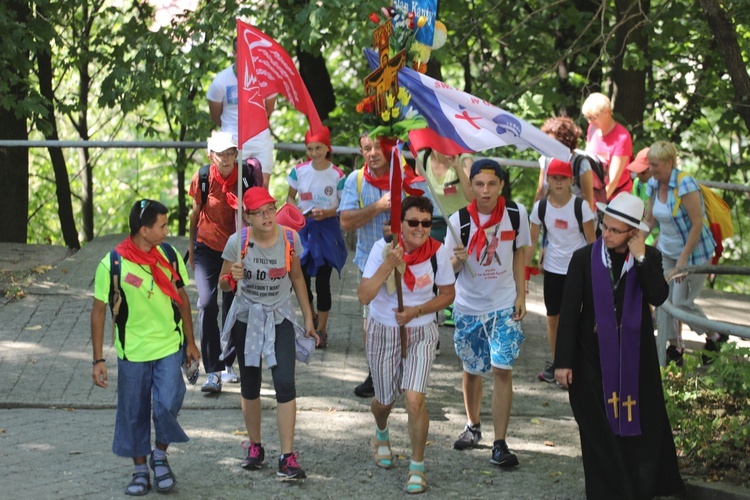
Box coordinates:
[662,342,750,486]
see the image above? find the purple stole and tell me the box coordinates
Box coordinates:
[591,239,643,436]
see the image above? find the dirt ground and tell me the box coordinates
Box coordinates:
[0,242,74,301]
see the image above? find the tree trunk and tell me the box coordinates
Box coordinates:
[76,1,94,242]
[698,0,750,135]
[296,47,336,122]
[36,34,80,249]
[0,0,30,243]
[611,0,650,137]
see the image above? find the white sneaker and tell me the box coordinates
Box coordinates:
[221,365,239,383]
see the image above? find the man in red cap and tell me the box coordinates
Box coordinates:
[286,126,348,348]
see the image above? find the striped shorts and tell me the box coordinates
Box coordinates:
[365,318,439,405]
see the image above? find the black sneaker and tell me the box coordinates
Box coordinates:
[241,441,264,470]
[277,452,307,480]
[702,334,729,365]
[490,440,519,467]
[666,345,684,367]
[453,424,481,450]
[537,362,555,383]
[354,374,374,398]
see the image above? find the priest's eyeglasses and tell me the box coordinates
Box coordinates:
[600,221,632,235]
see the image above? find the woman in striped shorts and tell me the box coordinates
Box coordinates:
[357,196,456,494]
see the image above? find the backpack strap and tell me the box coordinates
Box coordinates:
[198,164,211,206]
[458,207,471,247]
[574,196,584,234]
[672,171,686,218]
[108,250,123,346]
[357,166,365,209]
[430,252,438,297]
[506,201,520,252]
[538,198,548,243]
[282,227,295,272]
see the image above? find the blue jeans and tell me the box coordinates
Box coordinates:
[194,242,235,373]
[113,350,188,457]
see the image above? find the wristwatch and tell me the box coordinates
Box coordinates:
[635,254,646,264]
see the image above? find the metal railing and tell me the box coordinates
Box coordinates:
[656,265,750,366]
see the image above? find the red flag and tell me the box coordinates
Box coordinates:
[388,139,403,238]
[236,19,271,146]
[236,20,323,148]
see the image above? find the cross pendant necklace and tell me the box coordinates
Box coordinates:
[138,265,155,299]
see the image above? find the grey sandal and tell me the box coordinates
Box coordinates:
[124,471,151,496]
[149,452,177,493]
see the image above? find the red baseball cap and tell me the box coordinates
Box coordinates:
[628,147,650,173]
[242,187,276,211]
[547,158,573,178]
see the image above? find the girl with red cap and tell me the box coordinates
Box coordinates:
[526,158,596,383]
[285,126,348,348]
[218,187,320,480]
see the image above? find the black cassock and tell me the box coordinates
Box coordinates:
[556,244,684,499]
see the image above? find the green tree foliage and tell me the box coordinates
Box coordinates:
[4,0,749,291]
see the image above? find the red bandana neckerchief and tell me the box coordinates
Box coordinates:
[466,197,506,259]
[211,163,239,209]
[115,237,183,304]
[400,236,441,291]
[362,163,390,190]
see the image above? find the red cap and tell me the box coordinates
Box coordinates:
[275,203,306,232]
[628,147,650,173]
[547,158,573,178]
[304,126,332,152]
[242,187,276,211]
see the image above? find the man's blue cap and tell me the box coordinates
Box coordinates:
[470,158,504,181]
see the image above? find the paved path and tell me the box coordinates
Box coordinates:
[0,235,747,499]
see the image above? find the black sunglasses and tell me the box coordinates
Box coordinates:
[404,219,433,228]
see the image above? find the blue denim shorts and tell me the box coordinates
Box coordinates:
[112,349,188,457]
[453,307,525,373]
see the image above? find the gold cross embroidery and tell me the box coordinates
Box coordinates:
[607,391,620,419]
[622,395,637,422]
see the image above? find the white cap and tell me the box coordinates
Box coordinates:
[207,131,237,154]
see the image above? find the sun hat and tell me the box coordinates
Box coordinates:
[627,147,650,173]
[470,158,504,181]
[304,126,332,152]
[546,158,573,178]
[207,131,237,154]
[275,203,306,231]
[596,192,650,232]
[242,187,276,211]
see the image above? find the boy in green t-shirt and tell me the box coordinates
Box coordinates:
[90,199,200,496]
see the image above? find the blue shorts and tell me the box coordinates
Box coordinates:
[453,307,525,373]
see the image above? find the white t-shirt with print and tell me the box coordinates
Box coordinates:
[444,204,531,316]
[207,65,274,173]
[530,196,594,274]
[287,161,346,213]
[363,239,455,328]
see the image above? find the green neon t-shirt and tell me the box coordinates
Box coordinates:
[94,244,188,362]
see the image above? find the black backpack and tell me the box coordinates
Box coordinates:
[571,150,607,204]
[198,158,263,206]
[457,201,521,252]
[537,197,585,245]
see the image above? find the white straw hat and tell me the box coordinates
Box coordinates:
[207,132,237,154]
[596,192,650,232]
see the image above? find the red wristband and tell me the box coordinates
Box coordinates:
[221,273,237,293]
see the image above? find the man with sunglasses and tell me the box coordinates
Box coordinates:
[445,159,531,468]
[554,193,683,498]
[358,196,455,493]
[91,199,200,495]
